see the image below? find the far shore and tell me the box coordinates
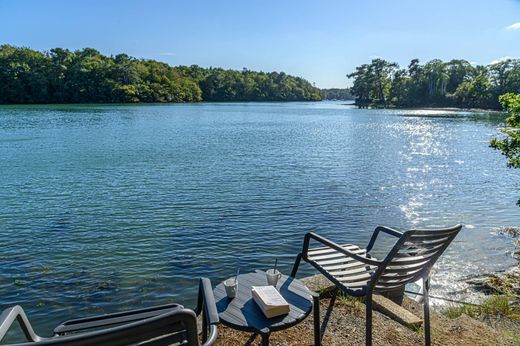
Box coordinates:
[341,103,505,114]
[0,101,506,115]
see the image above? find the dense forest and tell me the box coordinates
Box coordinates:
[320,88,354,100]
[348,58,520,109]
[0,45,321,104]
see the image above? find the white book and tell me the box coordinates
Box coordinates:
[252,286,290,318]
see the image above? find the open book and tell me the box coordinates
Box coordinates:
[252,286,290,318]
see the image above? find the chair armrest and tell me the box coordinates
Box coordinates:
[0,305,42,342]
[366,226,403,252]
[196,278,219,346]
[53,303,181,335]
[303,232,381,266]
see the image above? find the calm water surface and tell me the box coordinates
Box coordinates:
[0,102,518,335]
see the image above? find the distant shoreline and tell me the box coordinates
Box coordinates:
[341,103,504,113]
[0,100,349,106]
[0,45,322,104]
[0,101,505,114]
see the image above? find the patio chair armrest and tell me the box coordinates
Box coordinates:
[196,278,219,346]
[203,324,218,346]
[195,278,219,324]
[53,303,182,335]
[303,232,381,266]
[0,305,41,342]
[366,225,403,252]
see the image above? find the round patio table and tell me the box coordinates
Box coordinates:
[213,270,320,346]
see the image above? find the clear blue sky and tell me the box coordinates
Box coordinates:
[1,0,519,88]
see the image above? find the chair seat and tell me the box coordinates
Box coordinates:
[307,244,377,295]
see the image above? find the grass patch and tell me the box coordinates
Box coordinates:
[443,295,520,321]
[336,293,362,304]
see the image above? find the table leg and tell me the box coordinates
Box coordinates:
[261,332,270,346]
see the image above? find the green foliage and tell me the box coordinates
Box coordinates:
[0,45,321,104]
[347,59,398,106]
[490,93,520,168]
[453,72,494,109]
[320,88,354,100]
[490,93,520,206]
[348,58,520,110]
[443,295,519,321]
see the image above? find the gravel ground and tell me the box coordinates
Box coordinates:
[213,296,520,346]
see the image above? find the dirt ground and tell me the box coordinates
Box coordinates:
[213,296,520,346]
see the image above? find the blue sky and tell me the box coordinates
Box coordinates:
[1,0,519,88]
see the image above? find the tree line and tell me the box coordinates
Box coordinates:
[348,58,520,109]
[320,88,354,100]
[0,45,321,104]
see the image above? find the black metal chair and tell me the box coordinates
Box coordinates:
[291,224,462,346]
[0,278,218,346]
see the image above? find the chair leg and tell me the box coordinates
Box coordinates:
[202,309,208,343]
[291,253,302,277]
[261,332,270,346]
[365,290,373,346]
[313,294,321,346]
[423,277,431,346]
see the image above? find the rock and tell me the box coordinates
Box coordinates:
[467,267,520,296]
[371,294,423,328]
[496,226,520,238]
[301,274,423,329]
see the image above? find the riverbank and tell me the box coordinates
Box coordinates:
[342,103,504,114]
[216,228,520,345]
[466,226,519,303]
[215,285,520,345]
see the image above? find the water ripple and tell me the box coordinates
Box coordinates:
[0,102,518,332]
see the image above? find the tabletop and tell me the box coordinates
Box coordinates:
[213,270,314,334]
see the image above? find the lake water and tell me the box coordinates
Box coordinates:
[0,101,518,335]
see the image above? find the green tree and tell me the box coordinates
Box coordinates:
[453,70,493,108]
[347,64,372,106]
[389,69,409,106]
[490,93,520,205]
[348,57,520,110]
[489,59,513,96]
[0,45,320,104]
[368,59,398,105]
[424,59,448,100]
[491,93,520,168]
[445,59,475,94]
[405,59,427,106]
